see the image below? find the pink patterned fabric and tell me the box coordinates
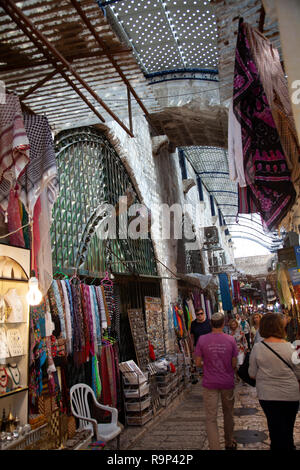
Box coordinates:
[233,21,296,230]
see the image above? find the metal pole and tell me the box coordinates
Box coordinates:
[69,0,149,117]
[127,85,133,134]
[20,68,62,100]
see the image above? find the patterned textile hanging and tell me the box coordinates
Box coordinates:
[233,20,296,230]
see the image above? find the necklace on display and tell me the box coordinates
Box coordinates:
[0,366,8,388]
[7,363,20,385]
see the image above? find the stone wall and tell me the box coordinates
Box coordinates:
[104,113,233,353]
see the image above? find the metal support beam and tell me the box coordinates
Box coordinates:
[69,0,149,117]
[1,0,135,136]
[0,49,132,72]
[20,67,62,100]
[127,86,133,134]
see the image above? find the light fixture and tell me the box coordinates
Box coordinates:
[27,219,43,306]
[27,270,43,306]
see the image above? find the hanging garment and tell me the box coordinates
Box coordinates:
[20,114,58,217]
[51,281,66,340]
[0,94,30,216]
[95,285,107,331]
[60,281,73,355]
[35,189,55,296]
[21,114,58,295]
[238,185,259,214]
[70,283,85,365]
[233,21,296,230]
[113,283,121,342]
[228,99,247,187]
[243,22,300,186]
[186,298,196,321]
[80,284,91,362]
[218,273,233,311]
[7,190,25,247]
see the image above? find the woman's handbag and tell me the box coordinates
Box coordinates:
[237,351,256,387]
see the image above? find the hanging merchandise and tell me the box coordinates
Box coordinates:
[218,273,233,312]
[243,22,300,186]
[186,295,196,321]
[28,273,122,422]
[145,297,165,359]
[243,22,300,234]
[232,20,296,231]
[0,103,59,298]
[0,93,30,221]
[101,272,114,335]
[128,308,149,370]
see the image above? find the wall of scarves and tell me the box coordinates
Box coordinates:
[229,19,300,233]
[0,93,59,297]
[29,277,122,418]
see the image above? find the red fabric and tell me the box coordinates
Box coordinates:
[149,341,156,361]
[170,363,176,373]
[7,187,25,247]
[100,347,113,407]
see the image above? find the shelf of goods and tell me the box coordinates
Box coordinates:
[0,245,30,429]
[155,353,192,407]
[121,370,153,426]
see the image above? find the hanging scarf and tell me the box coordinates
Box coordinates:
[91,354,102,399]
[95,285,107,330]
[80,284,91,362]
[233,20,296,230]
[91,286,102,349]
[70,283,85,365]
[60,280,73,355]
[51,280,66,339]
[0,94,30,215]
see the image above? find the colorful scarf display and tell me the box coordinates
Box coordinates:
[233,20,296,231]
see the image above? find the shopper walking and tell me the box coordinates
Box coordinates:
[249,313,300,451]
[240,314,251,350]
[250,313,263,345]
[228,318,249,365]
[195,312,238,450]
[190,308,212,349]
[190,308,212,382]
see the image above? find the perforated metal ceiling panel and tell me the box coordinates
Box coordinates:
[105,0,219,74]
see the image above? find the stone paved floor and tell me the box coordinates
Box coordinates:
[122,380,300,451]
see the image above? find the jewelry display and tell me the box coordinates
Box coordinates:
[7,363,20,388]
[0,328,10,359]
[4,289,23,323]
[0,245,31,433]
[6,329,23,357]
[0,367,8,394]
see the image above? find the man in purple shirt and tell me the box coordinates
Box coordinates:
[195,312,238,450]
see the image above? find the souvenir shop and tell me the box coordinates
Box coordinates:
[0,89,196,450]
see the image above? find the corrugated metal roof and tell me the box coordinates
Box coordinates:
[183,146,284,251]
[0,0,161,133]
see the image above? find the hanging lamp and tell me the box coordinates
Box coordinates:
[26,218,42,306]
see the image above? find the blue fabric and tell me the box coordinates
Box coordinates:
[218,273,233,311]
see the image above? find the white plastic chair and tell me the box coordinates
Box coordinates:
[70,383,122,448]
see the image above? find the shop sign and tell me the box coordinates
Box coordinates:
[288,267,300,286]
[278,246,300,269]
